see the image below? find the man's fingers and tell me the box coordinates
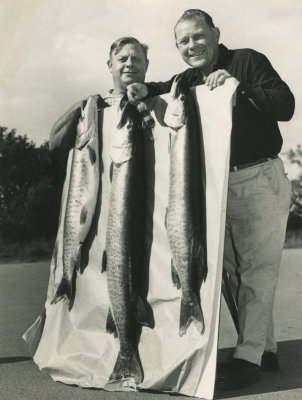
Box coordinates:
[205,69,232,90]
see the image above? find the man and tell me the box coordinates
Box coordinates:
[127,9,294,390]
[49,36,149,153]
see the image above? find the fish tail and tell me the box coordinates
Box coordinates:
[50,277,74,311]
[109,350,143,384]
[179,295,205,336]
[136,295,155,329]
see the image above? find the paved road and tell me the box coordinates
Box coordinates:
[0,250,301,400]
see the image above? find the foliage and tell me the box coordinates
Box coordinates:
[0,126,65,248]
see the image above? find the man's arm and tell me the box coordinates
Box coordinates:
[127,76,177,103]
[234,50,295,121]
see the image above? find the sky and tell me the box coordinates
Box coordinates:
[0,0,301,151]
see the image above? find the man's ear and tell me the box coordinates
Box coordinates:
[145,59,149,73]
[107,59,112,72]
[213,27,220,43]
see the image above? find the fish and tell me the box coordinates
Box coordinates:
[51,95,100,310]
[104,99,153,384]
[164,74,207,336]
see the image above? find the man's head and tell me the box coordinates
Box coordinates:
[107,37,149,94]
[174,9,220,75]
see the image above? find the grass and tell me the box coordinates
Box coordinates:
[0,238,54,263]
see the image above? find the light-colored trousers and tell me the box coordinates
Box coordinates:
[223,157,291,366]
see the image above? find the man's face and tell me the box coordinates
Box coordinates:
[175,17,220,75]
[108,43,149,94]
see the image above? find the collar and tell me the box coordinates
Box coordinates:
[214,43,233,70]
[104,89,124,106]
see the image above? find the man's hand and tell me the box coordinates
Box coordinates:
[205,69,232,90]
[127,83,148,104]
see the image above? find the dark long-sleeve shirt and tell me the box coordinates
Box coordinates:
[146,44,295,167]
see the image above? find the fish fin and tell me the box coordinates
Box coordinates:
[109,162,113,183]
[179,295,205,336]
[51,240,59,275]
[192,229,207,283]
[164,207,168,229]
[50,277,74,311]
[74,244,82,271]
[87,144,97,164]
[101,250,107,273]
[109,350,143,384]
[136,295,155,329]
[106,308,118,338]
[80,205,88,225]
[171,260,181,289]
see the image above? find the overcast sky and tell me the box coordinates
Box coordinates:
[0,0,301,150]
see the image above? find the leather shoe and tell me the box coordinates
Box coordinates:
[215,358,261,390]
[261,351,279,371]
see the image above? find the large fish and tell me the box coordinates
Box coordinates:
[51,95,100,310]
[104,99,153,384]
[164,75,207,336]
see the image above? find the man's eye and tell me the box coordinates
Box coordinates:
[179,40,188,45]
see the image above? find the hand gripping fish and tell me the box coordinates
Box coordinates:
[104,99,154,385]
[51,95,100,310]
[164,74,208,336]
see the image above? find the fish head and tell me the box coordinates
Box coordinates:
[115,99,138,145]
[76,96,99,149]
[164,74,188,130]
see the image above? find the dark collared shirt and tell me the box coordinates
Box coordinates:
[146,44,295,167]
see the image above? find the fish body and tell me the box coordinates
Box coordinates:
[51,96,100,310]
[105,100,153,384]
[165,75,207,336]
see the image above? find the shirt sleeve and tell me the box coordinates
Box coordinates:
[145,75,178,98]
[236,50,295,121]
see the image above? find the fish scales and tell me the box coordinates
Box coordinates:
[165,75,207,337]
[105,100,153,385]
[51,96,100,310]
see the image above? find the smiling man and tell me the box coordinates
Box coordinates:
[106,37,149,103]
[49,36,149,153]
[127,9,295,391]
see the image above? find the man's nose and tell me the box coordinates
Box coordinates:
[125,57,134,66]
[188,38,198,51]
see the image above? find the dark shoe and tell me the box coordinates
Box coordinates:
[261,351,279,371]
[215,358,261,390]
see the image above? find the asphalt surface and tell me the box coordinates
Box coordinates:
[0,249,301,400]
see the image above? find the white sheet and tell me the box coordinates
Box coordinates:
[23,78,238,399]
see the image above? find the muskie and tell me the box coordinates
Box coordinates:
[104,99,153,384]
[164,74,207,336]
[51,96,99,310]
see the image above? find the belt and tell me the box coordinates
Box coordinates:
[230,155,278,172]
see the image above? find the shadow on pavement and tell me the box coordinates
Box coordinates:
[0,356,32,364]
[215,339,302,399]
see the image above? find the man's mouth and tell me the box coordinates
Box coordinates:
[189,51,204,58]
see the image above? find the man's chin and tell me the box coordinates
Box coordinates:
[186,58,207,69]
[122,75,141,84]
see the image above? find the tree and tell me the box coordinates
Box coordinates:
[0,127,65,244]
